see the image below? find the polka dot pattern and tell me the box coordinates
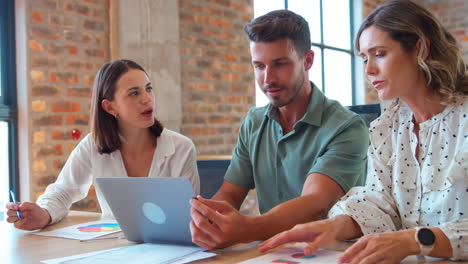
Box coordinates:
[329,97,468,260]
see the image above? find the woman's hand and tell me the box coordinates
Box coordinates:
[337,229,420,264]
[259,215,356,256]
[6,202,51,230]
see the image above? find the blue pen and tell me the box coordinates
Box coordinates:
[9,190,22,219]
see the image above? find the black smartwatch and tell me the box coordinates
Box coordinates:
[415,227,436,256]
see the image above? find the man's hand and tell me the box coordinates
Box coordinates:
[6,202,51,230]
[189,195,252,249]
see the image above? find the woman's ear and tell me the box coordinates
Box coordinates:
[416,38,430,60]
[101,99,116,117]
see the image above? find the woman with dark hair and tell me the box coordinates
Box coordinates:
[6,59,200,230]
[258,1,467,262]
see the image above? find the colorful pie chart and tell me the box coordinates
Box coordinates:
[77,223,120,233]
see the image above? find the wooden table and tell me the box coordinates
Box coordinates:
[1,211,464,264]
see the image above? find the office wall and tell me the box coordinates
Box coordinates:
[21,0,110,209]
[179,0,255,155]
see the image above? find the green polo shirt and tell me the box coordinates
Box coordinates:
[225,84,369,214]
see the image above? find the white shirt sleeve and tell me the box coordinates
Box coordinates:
[329,142,402,234]
[36,134,94,224]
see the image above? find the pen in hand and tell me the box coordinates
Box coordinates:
[9,190,23,219]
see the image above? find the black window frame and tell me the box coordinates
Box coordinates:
[255,0,358,105]
[285,0,356,105]
[0,0,19,199]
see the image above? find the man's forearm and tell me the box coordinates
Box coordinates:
[243,194,331,242]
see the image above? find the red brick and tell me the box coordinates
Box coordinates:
[32,85,60,96]
[32,11,44,23]
[37,175,57,187]
[35,0,58,10]
[64,30,92,43]
[84,20,105,31]
[52,130,66,140]
[64,3,90,16]
[33,115,62,126]
[31,57,58,68]
[53,159,66,171]
[50,72,79,83]
[29,40,44,52]
[85,49,105,58]
[35,145,63,157]
[66,115,89,125]
[51,101,81,113]
[31,26,59,40]
[67,87,92,97]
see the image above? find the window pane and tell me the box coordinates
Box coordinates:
[0,53,2,97]
[288,0,321,44]
[254,0,285,18]
[324,49,352,106]
[255,82,269,107]
[323,0,350,49]
[309,46,322,91]
[0,122,9,221]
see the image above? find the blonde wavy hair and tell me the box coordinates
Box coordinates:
[356,0,467,104]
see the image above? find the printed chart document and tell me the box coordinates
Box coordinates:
[33,220,121,240]
[41,243,215,264]
[239,244,342,264]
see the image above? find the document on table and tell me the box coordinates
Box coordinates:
[33,220,121,240]
[238,242,446,264]
[239,243,342,264]
[41,243,216,264]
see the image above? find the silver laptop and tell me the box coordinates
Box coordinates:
[96,177,195,245]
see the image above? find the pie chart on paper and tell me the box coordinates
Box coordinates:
[77,223,120,232]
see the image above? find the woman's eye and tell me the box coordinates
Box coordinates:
[376,52,386,58]
[130,91,138,96]
[146,86,153,92]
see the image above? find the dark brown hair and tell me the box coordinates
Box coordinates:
[244,10,311,57]
[356,0,467,103]
[90,59,163,154]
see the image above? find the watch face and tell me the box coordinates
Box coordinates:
[418,228,436,246]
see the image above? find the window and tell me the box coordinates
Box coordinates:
[0,0,18,219]
[254,0,363,107]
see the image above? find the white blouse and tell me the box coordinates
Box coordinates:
[37,128,200,224]
[330,96,467,260]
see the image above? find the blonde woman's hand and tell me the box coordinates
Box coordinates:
[258,215,349,256]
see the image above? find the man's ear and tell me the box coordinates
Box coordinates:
[101,99,116,117]
[304,50,314,71]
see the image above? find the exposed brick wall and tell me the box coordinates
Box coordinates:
[178,0,255,155]
[423,0,468,60]
[27,0,110,212]
[362,0,467,104]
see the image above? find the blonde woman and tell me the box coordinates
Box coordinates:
[259,1,467,262]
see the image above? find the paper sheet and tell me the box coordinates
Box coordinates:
[239,243,446,264]
[41,243,210,264]
[33,220,121,240]
[239,244,342,264]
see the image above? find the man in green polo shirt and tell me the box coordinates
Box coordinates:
[190,10,369,249]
